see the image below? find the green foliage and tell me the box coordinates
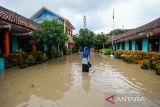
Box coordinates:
[25,55,36,65]
[63,47,68,55]
[67,49,72,55]
[120,54,132,63]
[32,20,66,51]
[48,49,61,58]
[73,28,95,47]
[94,33,108,48]
[108,29,130,36]
[124,55,132,63]
[141,60,150,69]
[5,50,27,68]
[156,63,160,74]
[99,49,111,55]
[41,53,48,61]
[73,29,108,49]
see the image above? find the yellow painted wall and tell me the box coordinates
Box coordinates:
[64,20,66,33]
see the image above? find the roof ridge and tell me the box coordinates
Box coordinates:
[30,6,67,21]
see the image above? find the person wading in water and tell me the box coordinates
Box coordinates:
[82,47,91,72]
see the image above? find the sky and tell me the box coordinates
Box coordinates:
[0,0,160,34]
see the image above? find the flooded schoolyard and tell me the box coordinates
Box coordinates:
[0,53,160,107]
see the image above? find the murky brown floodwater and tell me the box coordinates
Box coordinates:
[0,53,160,107]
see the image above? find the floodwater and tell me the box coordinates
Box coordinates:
[0,53,160,107]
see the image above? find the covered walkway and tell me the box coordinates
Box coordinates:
[0,6,40,70]
[107,18,160,52]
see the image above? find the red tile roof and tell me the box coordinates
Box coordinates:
[0,6,40,30]
[107,17,160,43]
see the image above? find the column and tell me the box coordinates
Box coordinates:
[12,36,18,52]
[131,39,136,50]
[142,38,148,52]
[4,29,10,56]
[125,41,129,50]
[0,58,5,71]
[32,44,37,52]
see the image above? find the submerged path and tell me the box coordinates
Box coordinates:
[0,53,160,107]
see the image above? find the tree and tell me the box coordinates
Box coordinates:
[94,32,108,49]
[108,29,130,36]
[32,20,66,51]
[73,28,95,48]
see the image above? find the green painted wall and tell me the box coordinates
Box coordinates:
[142,38,148,52]
[119,42,122,50]
[0,58,5,71]
[132,39,136,50]
[12,36,18,52]
[125,41,129,50]
[44,43,48,51]
[116,43,118,50]
[52,45,55,49]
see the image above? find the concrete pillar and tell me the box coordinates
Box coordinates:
[142,38,148,52]
[132,39,136,50]
[32,45,37,52]
[4,29,10,56]
[125,41,129,50]
[0,58,5,71]
[12,36,18,52]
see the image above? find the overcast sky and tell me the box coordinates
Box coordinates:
[1,0,160,34]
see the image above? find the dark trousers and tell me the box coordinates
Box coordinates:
[82,64,89,72]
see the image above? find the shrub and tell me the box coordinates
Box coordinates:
[35,51,43,63]
[100,49,111,55]
[155,63,160,74]
[41,53,48,61]
[114,51,121,59]
[63,47,68,55]
[25,55,36,66]
[67,49,72,55]
[125,55,132,63]
[141,60,150,70]
[121,54,127,59]
[5,50,27,68]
